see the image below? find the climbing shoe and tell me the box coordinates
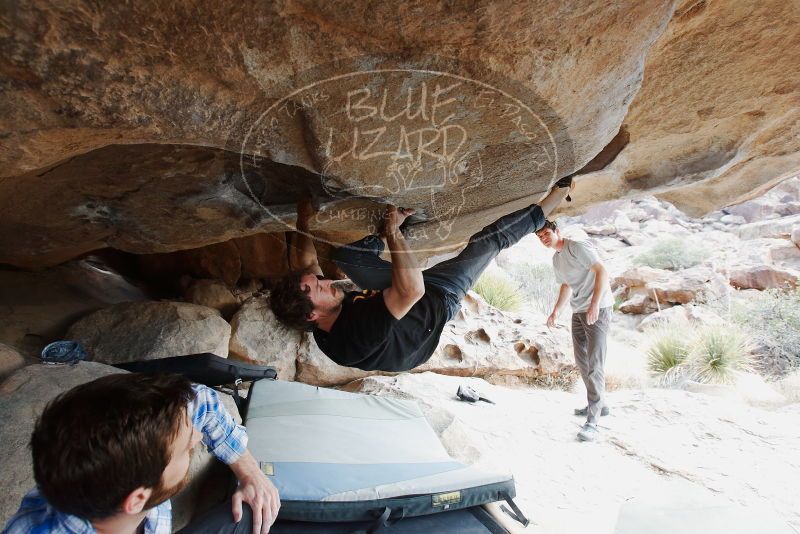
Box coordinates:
[555,174,575,202]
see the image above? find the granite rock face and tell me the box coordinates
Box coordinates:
[0,343,29,381]
[185,279,240,319]
[67,302,231,363]
[8,1,796,269]
[417,293,575,384]
[0,259,148,357]
[228,294,299,381]
[729,265,800,291]
[578,0,800,218]
[613,265,730,315]
[0,363,125,523]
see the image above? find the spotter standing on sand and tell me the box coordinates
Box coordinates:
[536,219,613,442]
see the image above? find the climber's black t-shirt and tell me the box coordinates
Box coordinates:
[312,285,450,372]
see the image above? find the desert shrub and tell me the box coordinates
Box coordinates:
[714,284,800,377]
[689,325,753,385]
[646,321,753,386]
[473,272,524,312]
[646,322,693,386]
[507,263,559,315]
[634,237,709,271]
[524,369,580,391]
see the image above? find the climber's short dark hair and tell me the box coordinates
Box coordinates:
[269,270,317,331]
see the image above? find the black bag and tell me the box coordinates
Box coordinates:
[113,353,277,415]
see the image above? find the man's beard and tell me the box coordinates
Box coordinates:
[144,449,194,509]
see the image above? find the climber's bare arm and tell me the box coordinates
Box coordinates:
[290,198,323,276]
[381,206,425,320]
[539,184,572,218]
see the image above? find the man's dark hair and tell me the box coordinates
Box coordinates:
[31,373,194,520]
[540,219,558,231]
[269,270,316,331]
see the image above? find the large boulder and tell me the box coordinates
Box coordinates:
[729,265,800,291]
[0,260,147,357]
[618,290,661,315]
[228,295,299,381]
[294,334,378,387]
[67,302,231,364]
[736,214,800,241]
[0,362,125,522]
[418,320,574,384]
[614,265,729,314]
[0,343,29,381]
[637,304,724,332]
[185,279,240,319]
[647,266,730,305]
[416,292,574,385]
[612,266,671,291]
[598,1,800,219]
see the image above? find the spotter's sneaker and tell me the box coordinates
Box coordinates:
[577,423,599,442]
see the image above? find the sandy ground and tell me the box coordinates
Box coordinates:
[352,372,800,533]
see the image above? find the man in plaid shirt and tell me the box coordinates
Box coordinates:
[2,373,280,534]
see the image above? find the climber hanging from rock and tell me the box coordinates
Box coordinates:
[269,176,575,372]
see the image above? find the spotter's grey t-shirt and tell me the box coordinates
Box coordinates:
[552,239,613,313]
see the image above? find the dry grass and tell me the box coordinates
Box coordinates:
[473,272,524,312]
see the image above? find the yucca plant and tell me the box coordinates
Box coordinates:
[689,325,753,385]
[646,321,693,386]
[473,272,524,312]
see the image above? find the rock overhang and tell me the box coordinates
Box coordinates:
[1,0,799,269]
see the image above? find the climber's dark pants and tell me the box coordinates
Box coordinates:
[331,203,546,320]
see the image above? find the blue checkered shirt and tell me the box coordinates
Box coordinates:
[3,384,248,533]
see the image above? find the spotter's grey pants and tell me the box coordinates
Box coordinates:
[571,307,611,424]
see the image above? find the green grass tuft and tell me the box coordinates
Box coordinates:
[646,322,693,386]
[646,320,754,386]
[473,272,524,312]
[689,325,753,385]
[634,237,709,271]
